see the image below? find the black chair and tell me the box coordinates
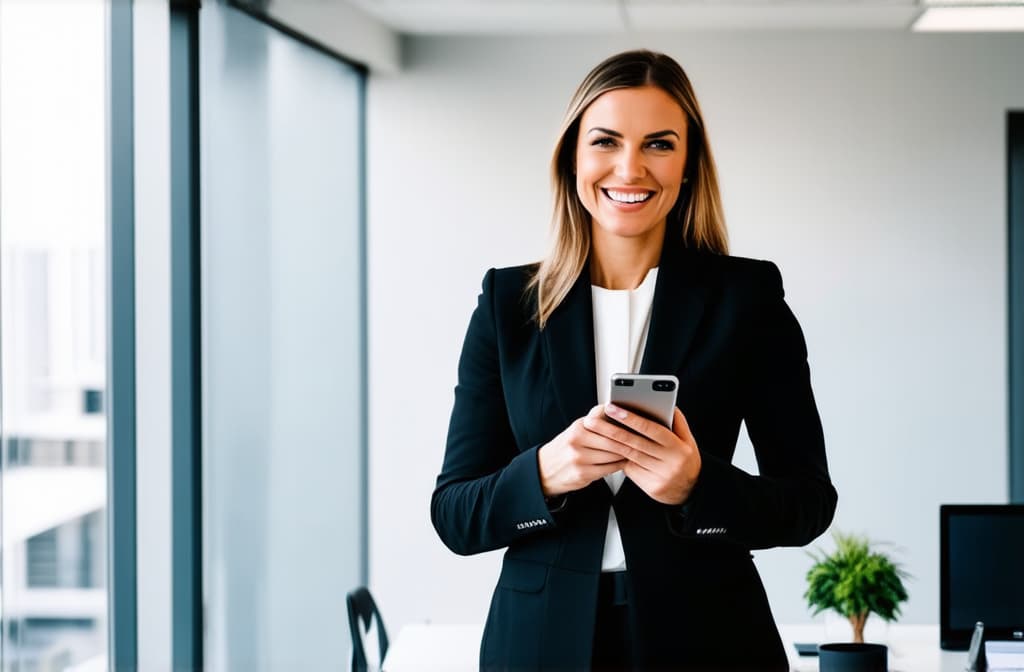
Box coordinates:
[346,587,389,672]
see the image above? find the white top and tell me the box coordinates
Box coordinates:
[591,266,658,572]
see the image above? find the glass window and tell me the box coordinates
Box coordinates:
[0,0,109,669]
[200,2,365,669]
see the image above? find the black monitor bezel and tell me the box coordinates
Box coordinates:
[940,504,1024,650]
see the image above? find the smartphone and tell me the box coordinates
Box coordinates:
[608,374,679,430]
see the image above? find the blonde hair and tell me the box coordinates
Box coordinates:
[529,49,728,329]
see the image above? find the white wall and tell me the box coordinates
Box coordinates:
[368,31,1024,633]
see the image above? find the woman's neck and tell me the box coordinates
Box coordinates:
[589,225,664,290]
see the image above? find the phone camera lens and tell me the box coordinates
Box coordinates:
[614,378,634,387]
[653,380,676,392]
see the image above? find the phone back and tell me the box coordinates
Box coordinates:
[608,374,678,428]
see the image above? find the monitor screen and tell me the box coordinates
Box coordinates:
[941,504,1024,649]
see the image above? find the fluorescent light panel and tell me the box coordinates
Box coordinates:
[921,0,1024,5]
[913,6,1024,31]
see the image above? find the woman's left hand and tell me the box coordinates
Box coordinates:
[581,404,701,506]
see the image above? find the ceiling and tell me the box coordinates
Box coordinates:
[343,0,933,34]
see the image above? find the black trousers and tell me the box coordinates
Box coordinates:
[591,571,636,672]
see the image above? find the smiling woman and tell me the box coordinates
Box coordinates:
[430,49,837,671]
[576,86,690,287]
[534,50,728,326]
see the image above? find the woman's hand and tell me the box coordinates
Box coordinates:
[582,404,701,506]
[537,405,630,497]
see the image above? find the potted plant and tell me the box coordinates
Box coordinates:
[804,532,910,644]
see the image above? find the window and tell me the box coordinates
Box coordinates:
[0,0,110,668]
[200,3,366,667]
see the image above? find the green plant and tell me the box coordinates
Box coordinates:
[804,532,910,643]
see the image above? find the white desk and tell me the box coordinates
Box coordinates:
[382,623,969,672]
[382,624,481,671]
[780,625,965,672]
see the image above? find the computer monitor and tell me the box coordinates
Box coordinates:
[940,504,1024,650]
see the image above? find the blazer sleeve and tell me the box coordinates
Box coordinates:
[430,269,559,556]
[667,261,838,550]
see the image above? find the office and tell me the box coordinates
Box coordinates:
[0,0,1022,669]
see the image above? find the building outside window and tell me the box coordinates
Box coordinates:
[0,1,109,670]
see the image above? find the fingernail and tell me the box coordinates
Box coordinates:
[605,403,627,420]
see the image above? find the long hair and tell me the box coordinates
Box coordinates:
[529,49,728,329]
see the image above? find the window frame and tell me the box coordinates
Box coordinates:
[1010,110,1024,503]
[108,0,139,667]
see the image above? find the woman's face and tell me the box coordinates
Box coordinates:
[574,85,689,243]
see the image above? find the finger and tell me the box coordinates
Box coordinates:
[586,404,604,419]
[582,412,659,453]
[626,459,695,506]
[621,462,677,505]
[573,445,629,466]
[622,460,654,480]
[604,403,676,447]
[582,409,646,441]
[672,407,695,443]
[621,461,657,493]
[579,421,662,469]
[592,405,670,458]
[585,459,628,481]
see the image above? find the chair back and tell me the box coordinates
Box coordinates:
[346,587,389,672]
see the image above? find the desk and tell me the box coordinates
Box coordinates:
[382,623,968,671]
[780,625,965,672]
[382,624,481,671]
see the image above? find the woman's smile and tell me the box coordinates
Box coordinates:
[601,187,656,206]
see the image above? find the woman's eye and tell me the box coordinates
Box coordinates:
[591,137,617,147]
[648,140,675,151]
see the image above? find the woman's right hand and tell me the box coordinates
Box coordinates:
[537,405,629,497]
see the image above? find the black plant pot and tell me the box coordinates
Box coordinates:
[817,643,888,672]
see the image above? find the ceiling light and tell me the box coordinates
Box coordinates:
[913,5,1024,31]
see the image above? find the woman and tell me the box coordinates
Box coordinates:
[431,49,837,671]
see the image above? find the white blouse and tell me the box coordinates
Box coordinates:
[591,266,658,572]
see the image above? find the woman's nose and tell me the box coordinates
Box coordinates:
[615,148,646,181]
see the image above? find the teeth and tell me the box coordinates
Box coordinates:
[605,189,652,204]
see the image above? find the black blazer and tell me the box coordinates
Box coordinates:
[431,238,838,671]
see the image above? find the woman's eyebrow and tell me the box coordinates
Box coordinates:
[587,127,680,140]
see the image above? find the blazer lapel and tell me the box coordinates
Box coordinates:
[542,244,708,424]
[616,244,707,504]
[542,266,598,427]
[638,243,708,378]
